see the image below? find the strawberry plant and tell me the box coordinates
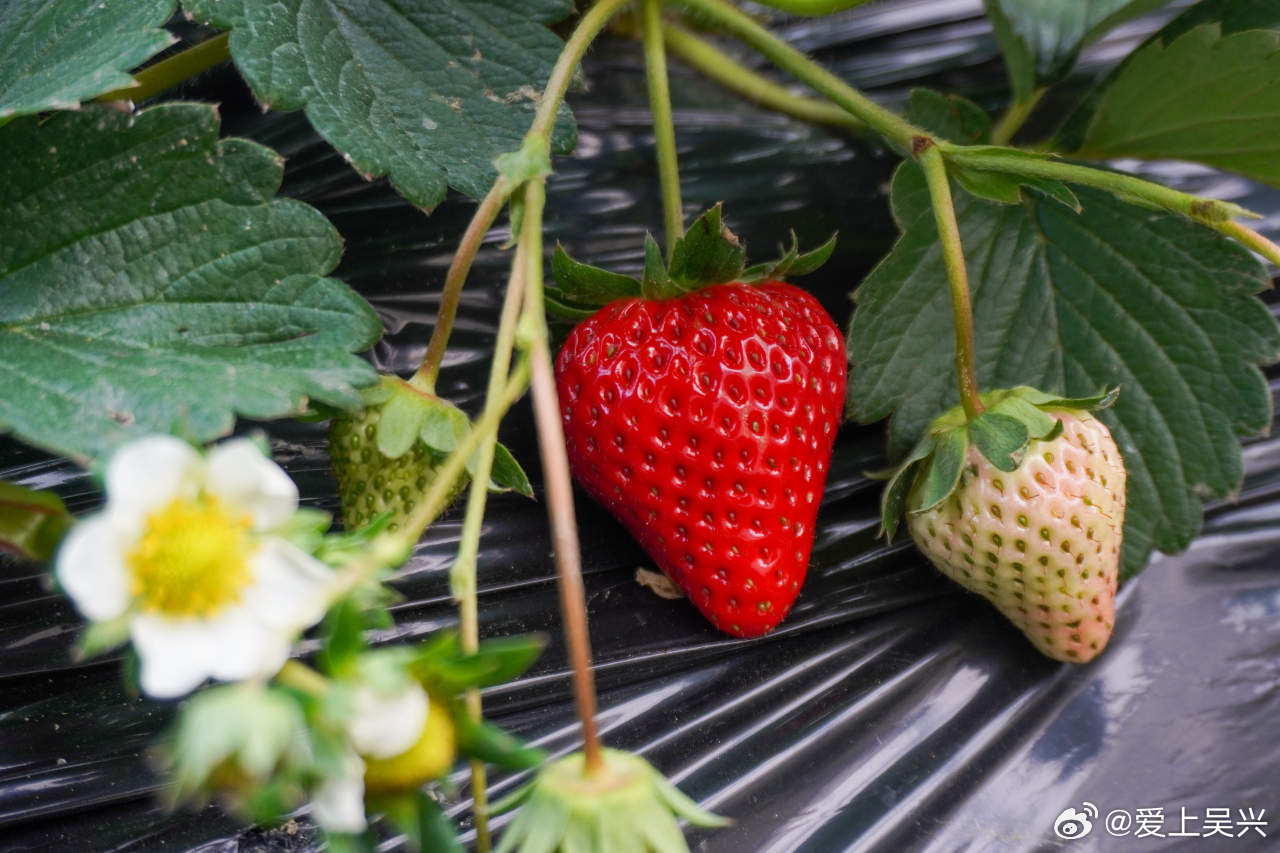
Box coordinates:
[2,0,1279,850]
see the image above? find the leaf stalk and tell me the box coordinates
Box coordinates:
[97,32,231,104]
[918,143,983,420]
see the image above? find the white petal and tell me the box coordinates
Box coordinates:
[131,615,218,698]
[351,684,429,759]
[242,538,335,631]
[56,516,131,622]
[205,439,298,531]
[311,754,368,834]
[105,436,203,531]
[204,606,292,683]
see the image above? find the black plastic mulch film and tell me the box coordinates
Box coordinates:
[2,2,1278,851]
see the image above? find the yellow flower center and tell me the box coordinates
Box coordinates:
[127,496,254,617]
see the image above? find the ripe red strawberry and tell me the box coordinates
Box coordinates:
[881,387,1126,662]
[556,280,846,636]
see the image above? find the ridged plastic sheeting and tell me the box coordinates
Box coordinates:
[2,1,1278,850]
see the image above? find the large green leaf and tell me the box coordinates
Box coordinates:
[1067,2,1280,187]
[183,0,577,209]
[846,163,1280,577]
[0,0,175,123]
[0,104,381,466]
[984,0,1168,98]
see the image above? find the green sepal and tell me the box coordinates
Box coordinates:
[966,412,1028,472]
[411,632,546,696]
[493,749,727,853]
[876,385,1120,537]
[74,614,131,662]
[491,442,535,497]
[550,244,642,307]
[741,231,838,283]
[377,790,463,853]
[667,204,748,292]
[452,712,546,770]
[317,597,368,679]
[878,436,935,541]
[642,233,677,300]
[0,479,71,562]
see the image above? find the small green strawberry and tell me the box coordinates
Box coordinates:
[881,387,1126,663]
[328,376,532,533]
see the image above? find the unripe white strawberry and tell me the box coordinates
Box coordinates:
[907,410,1124,662]
[881,387,1126,663]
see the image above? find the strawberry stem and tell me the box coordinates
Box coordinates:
[918,143,984,420]
[659,22,863,133]
[96,32,231,104]
[412,178,509,394]
[989,87,1045,146]
[641,0,685,259]
[448,238,530,851]
[667,0,921,151]
[518,174,607,775]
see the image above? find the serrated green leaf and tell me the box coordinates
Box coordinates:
[1058,0,1280,151]
[1072,23,1280,188]
[0,0,175,121]
[967,412,1029,472]
[183,0,577,208]
[983,0,1169,92]
[0,104,380,466]
[0,480,70,562]
[490,442,534,497]
[912,428,968,514]
[848,162,1280,577]
[906,88,991,145]
[551,244,642,307]
[667,205,748,292]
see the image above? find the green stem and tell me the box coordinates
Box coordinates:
[660,22,863,132]
[667,0,922,150]
[919,143,983,420]
[1219,221,1280,271]
[412,179,508,393]
[642,0,685,257]
[941,146,1259,228]
[276,660,330,697]
[990,87,1045,146]
[529,0,633,141]
[517,176,606,776]
[447,240,531,853]
[96,32,231,103]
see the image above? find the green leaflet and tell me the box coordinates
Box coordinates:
[0,0,174,122]
[0,104,381,465]
[1072,23,1280,188]
[848,163,1280,577]
[183,0,577,209]
[983,0,1169,97]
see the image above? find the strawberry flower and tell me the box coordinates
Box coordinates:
[56,435,336,698]
[310,682,432,834]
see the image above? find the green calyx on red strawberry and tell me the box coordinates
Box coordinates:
[879,386,1127,663]
[328,375,533,533]
[552,206,845,638]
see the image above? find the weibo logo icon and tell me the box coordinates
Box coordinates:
[1053,802,1098,840]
